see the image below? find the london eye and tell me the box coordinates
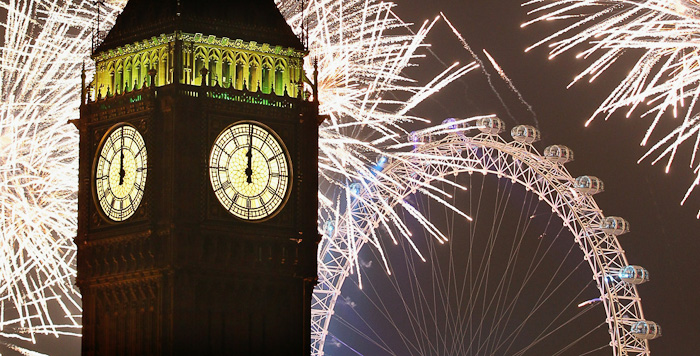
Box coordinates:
[312,117,660,355]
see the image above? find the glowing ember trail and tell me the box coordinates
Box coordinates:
[482,49,538,126]
[523,0,700,217]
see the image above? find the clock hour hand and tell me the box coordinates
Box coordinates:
[245,126,253,184]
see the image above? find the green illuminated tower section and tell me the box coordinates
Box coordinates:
[74,0,320,354]
[92,33,305,99]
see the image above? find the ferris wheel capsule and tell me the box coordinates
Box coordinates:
[543,145,574,164]
[373,156,391,172]
[619,265,649,284]
[600,216,630,235]
[409,131,431,145]
[511,125,541,143]
[575,176,604,195]
[349,182,362,196]
[631,320,662,340]
[323,220,335,236]
[477,116,505,134]
[442,118,459,131]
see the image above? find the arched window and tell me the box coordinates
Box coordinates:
[208,49,221,86]
[194,47,207,86]
[115,60,123,95]
[222,61,232,88]
[288,64,299,97]
[122,58,130,92]
[208,57,218,86]
[105,62,115,97]
[274,68,284,95]
[274,59,286,95]
[235,53,247,90]
[133,55,141,90]
[142,57,150,87]
[248,55,261,91]
[222,51,234,88]
[194,56,205,86]
[150,52,159,86]
[159,49,168,85]
[248,65,257,91]
[261,66,271,94]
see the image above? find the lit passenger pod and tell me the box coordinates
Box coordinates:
[575,175,604,195]
[543,145,574,164]
[631,321,662,340]
[600,216,630,235]
[477,116,505,134]
[510,125,541,143]
[619,265,650,284]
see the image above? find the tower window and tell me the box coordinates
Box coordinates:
[195,57,205,86]
[222,61,232,88]
[235,62,244,90]
[262,67,271,94]
[275,68,284,95]
[209,58,218,86]
[248,65,257,91]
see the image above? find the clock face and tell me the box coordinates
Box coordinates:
[94,124,148,222]
[209,122,291,221]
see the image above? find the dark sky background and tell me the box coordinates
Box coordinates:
[387,0,699,354]
[2,0,698,354]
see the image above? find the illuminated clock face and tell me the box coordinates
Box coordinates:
[209,122,291,221]
[94,124,148,222]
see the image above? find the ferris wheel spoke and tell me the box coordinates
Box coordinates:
[497,246,589,355]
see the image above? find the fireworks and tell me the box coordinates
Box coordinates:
[277,3,477,351]
[277,0,475,278]
[523,0,700,217]
[1,0,474,351]
[0,0,123,349]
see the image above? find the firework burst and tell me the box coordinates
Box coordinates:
[1,0,474,351]
[278,0,475,278]
[523,0,700,217]
[277,1,477,353]
[0,0,123,349]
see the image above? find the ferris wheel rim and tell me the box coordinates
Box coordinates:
[312,119,652,356]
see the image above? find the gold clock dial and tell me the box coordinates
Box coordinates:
[209,122,290,221]
[94,124,147,222]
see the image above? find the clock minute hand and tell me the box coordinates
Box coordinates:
[119,128,125,185]
[245,127,253,184]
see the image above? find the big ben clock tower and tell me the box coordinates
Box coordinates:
[73,0,319,354]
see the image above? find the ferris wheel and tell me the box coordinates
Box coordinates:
[311,116,660,356]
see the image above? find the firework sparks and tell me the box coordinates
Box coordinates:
[281,1,478,354]
[523,0,700,217]
[0,0,123,349]
[482,48,539,126]
[277,0,476,280]
[1,0,475,351]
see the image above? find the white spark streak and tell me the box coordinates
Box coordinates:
[2,0,476,351]
[0,0,123,348]
[278,0,477,281]
[524,0,700,217]
[482,49,539,126]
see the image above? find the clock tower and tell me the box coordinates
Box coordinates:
[74,0,319,354]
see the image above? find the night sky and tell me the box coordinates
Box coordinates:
[387,0,699,354]
[3,0,699,355]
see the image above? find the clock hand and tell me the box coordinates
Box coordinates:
[119,128,125,185]
[245,125,253,184]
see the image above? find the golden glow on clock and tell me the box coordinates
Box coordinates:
[209,122,290,220]
[94,124,147,222]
